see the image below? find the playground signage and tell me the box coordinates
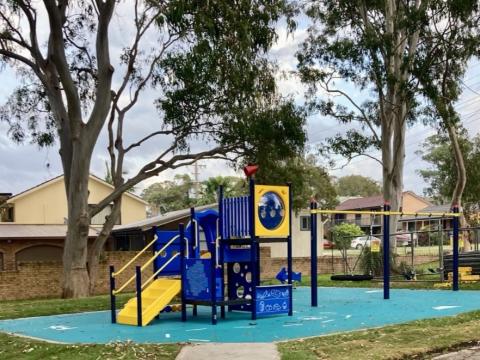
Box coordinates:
[371,239,380,253]
[255,284,291,316]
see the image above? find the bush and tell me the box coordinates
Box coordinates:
[331,223,364,250]
[359,246,382,276]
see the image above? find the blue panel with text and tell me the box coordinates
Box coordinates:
[255,285,291,317]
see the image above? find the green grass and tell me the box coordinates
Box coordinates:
[2,279,480,359]
[279,309,480,360]
[0,333,180,360]
[0,293,181,359]
[0,293,133,320]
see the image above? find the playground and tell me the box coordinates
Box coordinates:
[2,287,480,344]
[0,176,477,359]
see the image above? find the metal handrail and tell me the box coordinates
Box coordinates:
[113,234,180,295]
[112,235,158,277]
[215,236,220,267]
[141,252,180,290]
[192,218,198,250]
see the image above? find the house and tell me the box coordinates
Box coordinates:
[398,204,453,233]
[266,208,324,258]
[334,191,432,235]
[0,174,148,271]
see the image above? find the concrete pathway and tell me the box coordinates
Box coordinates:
[176,343,280,360]
[432,346,480,359]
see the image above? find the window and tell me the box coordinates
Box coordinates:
[355,214,362,225]
[89,204,121,225]
[299,216,310,231]
[113,233,145,251]
[0,205,14,222]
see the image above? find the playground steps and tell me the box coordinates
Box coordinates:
[446,267,480,281]
[434,267,480,288]
[117,278,181,326]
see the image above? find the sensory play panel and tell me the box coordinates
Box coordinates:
[254,185,290,237]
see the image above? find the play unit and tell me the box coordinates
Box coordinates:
[109,179,293,326]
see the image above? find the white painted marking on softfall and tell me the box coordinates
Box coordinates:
[47,325,77,331]
[433,306,461,310]
[345,315,352,319]
[301,316,326,321]
[188,339,210,342]
[322,319,334,323]
[185,328,207,332]
[233,326,253,329]
[365,290,382,293]
[283,323,303,327]
[165,334,171,338]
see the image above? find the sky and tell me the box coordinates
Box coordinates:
[1,5,479,198]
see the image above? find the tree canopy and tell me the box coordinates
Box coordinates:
[418,132,480,206]
[0,1,305,297]
[335,175,381,197]
[255,154,338,210]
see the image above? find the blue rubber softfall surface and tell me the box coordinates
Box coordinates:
[1,287,480,344]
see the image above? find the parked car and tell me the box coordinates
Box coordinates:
[323,239,335,249]
[395,233,411,247]
[350,236,381,249]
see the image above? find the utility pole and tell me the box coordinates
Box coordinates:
[191,162,206,199]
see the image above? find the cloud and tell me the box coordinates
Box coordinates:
[1,5,479,201]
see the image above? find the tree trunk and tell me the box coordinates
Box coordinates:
[87,197,122,294]
[62,165,91,298]
[446,122,469,250]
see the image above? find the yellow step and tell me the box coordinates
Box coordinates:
[458,275,480,281]
[117,278,181,326]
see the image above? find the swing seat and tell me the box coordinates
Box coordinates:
[330,274,373,281]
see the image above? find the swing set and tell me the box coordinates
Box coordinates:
[308,202,461,304]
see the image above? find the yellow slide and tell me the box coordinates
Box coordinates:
[117,278,181,326]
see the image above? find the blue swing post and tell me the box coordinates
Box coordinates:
[452,205,460,291]
[310,201,318,307]
[383,203,390,300]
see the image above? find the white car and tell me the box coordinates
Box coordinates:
[351,236,381,249]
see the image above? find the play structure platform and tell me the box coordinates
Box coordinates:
[110,180,294,326]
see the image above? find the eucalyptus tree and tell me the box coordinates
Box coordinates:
[297,0,478,241]
[0,1,305,297]
[413,1,480,212]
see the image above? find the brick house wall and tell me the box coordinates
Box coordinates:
[0,247,438,301]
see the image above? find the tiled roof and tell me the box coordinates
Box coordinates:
[335,191,430,211]
[0,224,99,239]
[112,204,217,232]
[335,194,384,210]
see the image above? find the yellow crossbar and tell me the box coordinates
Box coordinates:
[310,209,461,217]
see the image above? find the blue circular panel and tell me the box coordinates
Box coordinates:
[258,191,285,230]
